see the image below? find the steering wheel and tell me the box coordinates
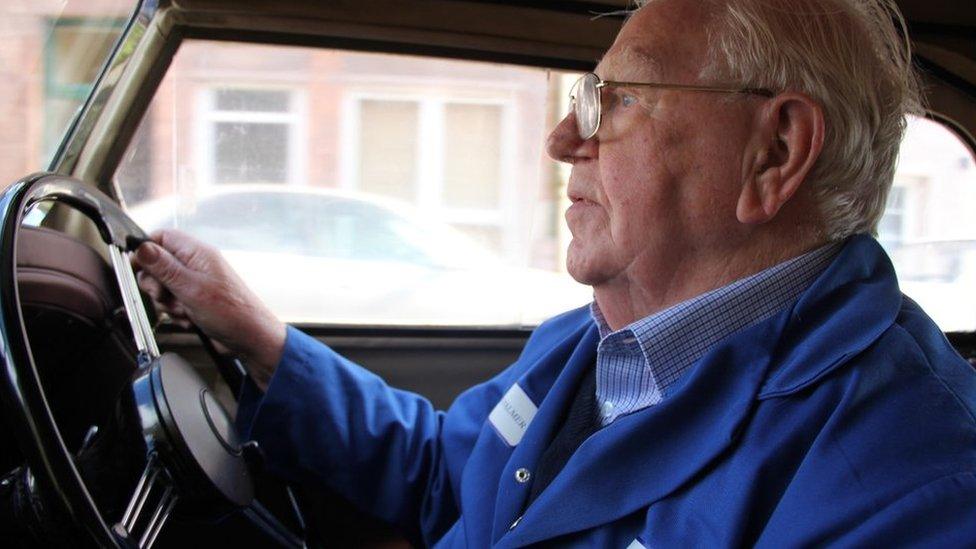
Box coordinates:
[0,173,306,548]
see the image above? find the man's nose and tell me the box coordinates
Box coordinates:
[546,112,595,164]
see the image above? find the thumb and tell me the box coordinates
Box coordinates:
[135,242,195,293]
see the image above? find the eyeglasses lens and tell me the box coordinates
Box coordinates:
[575,73,600,139]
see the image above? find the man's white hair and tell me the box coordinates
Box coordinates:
[636,0,923,240]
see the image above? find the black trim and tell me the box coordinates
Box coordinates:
[948,332,976,362]
[916,54,976,101]
[907,22,976,40]
[460,0,631,18]
[163,325,975,345]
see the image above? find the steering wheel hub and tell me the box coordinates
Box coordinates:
[135,352,253,508]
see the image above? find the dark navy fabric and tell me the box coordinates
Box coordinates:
[237,235,976,547]
[525,361,599,508]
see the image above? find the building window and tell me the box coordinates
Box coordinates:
[443,103,503,210]
[343,95,512,256]
[200,87,305,186]
[358,100,419,201]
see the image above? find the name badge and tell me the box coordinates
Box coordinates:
[488,383,538,446]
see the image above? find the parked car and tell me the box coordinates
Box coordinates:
[129,185,592,325]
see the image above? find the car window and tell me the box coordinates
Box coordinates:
[116,41,592,327]
[880,116,976,332]
[0,0,135,189]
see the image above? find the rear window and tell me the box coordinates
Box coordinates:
[879,116,976,332]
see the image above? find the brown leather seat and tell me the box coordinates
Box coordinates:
[17,226,121,326]
[2,226,137,471]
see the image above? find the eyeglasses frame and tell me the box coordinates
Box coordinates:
[571,72,775,140]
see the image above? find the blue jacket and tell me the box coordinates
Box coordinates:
[238,235,976,547]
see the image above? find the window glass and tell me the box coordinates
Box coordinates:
[443,103,503,209]
[115,41,591,327]
[358,100,418,201]
[880,116,976,332]
[215,122,289,183]
[215,89,290,112]
[0,0,134,189]
[207,88,297,185]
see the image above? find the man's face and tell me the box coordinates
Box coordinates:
[548,0,758,291]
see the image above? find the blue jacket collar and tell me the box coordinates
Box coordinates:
[498,235,901,547]
[759,234,902,397]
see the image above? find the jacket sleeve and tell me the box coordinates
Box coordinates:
[235,326,468,545]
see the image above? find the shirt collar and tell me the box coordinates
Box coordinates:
[591,241,843,399]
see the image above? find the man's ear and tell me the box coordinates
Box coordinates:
[737,93,825,225]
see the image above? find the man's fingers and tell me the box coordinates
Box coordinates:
[137,271,166,301]
[175,319,193,330]
[167,302,188,319]
[152,298,187,320]
[152,229,213,268]
[138,271,188,318]
[134,241,197,295]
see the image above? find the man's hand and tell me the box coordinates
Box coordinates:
[132,229,285,391]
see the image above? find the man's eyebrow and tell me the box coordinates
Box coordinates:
[598,45,663,81]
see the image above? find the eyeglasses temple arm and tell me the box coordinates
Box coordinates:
[599,80,774,97]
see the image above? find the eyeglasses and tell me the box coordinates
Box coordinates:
[569,72,774,140]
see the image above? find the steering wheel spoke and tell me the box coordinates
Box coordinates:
[115,454,179,549]
[107,242,159,367]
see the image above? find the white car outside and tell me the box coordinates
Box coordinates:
[128,185,592,326]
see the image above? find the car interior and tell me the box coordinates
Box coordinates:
[0,0,974,547]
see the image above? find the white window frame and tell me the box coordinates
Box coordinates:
[339,90,519,259]
[879,184,908,248]
[195,86,308,187]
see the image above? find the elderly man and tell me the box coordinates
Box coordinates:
[134,0,976,546]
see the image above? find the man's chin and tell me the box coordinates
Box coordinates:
[565,247,611,287]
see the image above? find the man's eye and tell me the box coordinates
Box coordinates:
[603,90,640,114]
[620,94,639,107]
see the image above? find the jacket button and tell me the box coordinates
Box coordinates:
[509,515,523,530]
[514,468,531,483]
